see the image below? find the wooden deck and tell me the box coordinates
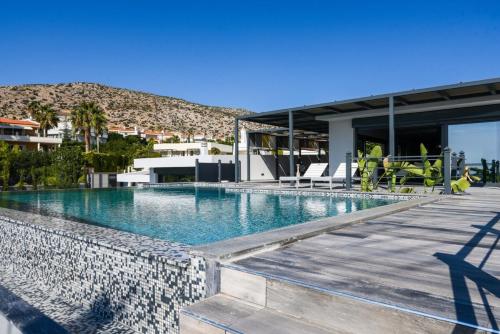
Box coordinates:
[233,187,500,332]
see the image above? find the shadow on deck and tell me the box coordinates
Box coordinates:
[435,213,500,333]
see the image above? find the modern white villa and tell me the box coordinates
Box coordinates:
[117,128,324,185]
[236,78,500,181]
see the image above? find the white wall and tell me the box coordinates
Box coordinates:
[240,155,275,181]
[329,119,354,176]
[117,171,150,184]
[153,142,233,154]
[134,155,235,169]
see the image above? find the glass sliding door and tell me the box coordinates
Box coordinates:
[448,121,500,164]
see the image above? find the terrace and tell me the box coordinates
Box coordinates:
[182,185,500,334]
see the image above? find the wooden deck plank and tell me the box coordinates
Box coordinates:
[233,188,500,331]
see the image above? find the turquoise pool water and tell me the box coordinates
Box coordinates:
[0,187,398,245]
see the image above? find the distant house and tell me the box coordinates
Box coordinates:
[108,126,140,137]
[193,133,206,142]
[154,141,233,157]
[141,129,168,143]
[47,111,108,144]
[0,117,62,150]
[46,111,72,139]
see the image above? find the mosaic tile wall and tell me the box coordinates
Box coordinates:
[0,211,207,334]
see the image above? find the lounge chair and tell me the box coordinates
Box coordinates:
[279,163,328,189]
[310,163,359,190]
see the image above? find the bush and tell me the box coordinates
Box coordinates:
[84,152,128,173]
[209,147,221,155]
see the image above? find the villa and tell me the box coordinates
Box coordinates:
[47,111,108,144]
[0,78,498,334]
[237,78,500,182]
[0,117,62,150]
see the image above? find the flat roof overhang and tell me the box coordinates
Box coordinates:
[239,78,500,133]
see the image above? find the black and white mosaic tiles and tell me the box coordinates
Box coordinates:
[0,209,207,334]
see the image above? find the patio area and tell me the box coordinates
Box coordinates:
[182,186,500,333]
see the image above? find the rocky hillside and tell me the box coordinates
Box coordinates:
[0,83,253,137]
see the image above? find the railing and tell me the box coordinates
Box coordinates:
[345,148,462,194]
[0,134,62,144]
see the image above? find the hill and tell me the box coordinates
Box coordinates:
[0,82,252,137]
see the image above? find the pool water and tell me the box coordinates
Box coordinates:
[0,187,398,245]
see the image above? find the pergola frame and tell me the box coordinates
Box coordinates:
[234,78,500,182]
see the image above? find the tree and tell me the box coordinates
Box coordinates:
[187,129,194,143]
[91,108,107,152]
[164,135,180,143]
[28,101,41,119]
[71,102,107,152]
[0,141,10,190]
[209,147,221,155]
[52,145,84,187]
[33,104,59,136]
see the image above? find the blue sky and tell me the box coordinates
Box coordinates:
[1,1,499,112]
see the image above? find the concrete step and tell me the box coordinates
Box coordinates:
[215,265,489,334]
[180,294,339,334]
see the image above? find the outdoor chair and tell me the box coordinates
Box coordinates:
[310,162,359,190]
[279,163,328,189]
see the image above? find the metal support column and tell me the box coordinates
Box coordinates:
[274,136,279,180]
[443,147,452,194]
[288,110,294,177]
[389,96,395,157]
[234,118,239,183]
[195,158,199,182]
[217,159,222,182]
[246,132,250,182]
[346,152,352,191]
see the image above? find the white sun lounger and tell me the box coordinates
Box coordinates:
[310,163,359,190]
[279,163,328,189]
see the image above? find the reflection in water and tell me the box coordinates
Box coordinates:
[0,188,397,246]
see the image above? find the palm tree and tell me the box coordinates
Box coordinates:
[71,102,107,152]
[33,104,59,137]
[187,128,194,143]
[91,108,107,153]
[28,101,41,120]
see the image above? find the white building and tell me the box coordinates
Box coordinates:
[47,112,108,144]
[0,117,62,150]
[117,127,323,186]
[154,142,233,156]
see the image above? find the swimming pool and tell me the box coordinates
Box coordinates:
[0,187,398,245]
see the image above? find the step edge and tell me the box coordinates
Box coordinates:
[222,264,500,334]
[180,308,244,334]
[181,297,340,334]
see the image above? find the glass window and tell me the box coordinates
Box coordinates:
[449,121,500,163]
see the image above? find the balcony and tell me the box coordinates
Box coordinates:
[0,134,63,145]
